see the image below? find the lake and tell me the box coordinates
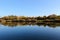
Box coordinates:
[0,23,60,40]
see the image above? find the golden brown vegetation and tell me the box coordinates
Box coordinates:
[0,14,60,22]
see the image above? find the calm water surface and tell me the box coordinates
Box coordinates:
[0,24,60,40]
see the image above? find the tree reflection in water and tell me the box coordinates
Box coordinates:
[0,22,60,28]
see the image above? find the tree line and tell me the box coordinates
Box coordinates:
[0,14,60,22]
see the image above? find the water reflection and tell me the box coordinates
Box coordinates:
[0,22,60,40]
[0,22,60,28]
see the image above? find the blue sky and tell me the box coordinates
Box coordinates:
[0,0,60,17]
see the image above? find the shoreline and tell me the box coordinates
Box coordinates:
[0,14,60,23]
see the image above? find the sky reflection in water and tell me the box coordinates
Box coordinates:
[0,24,60,40]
